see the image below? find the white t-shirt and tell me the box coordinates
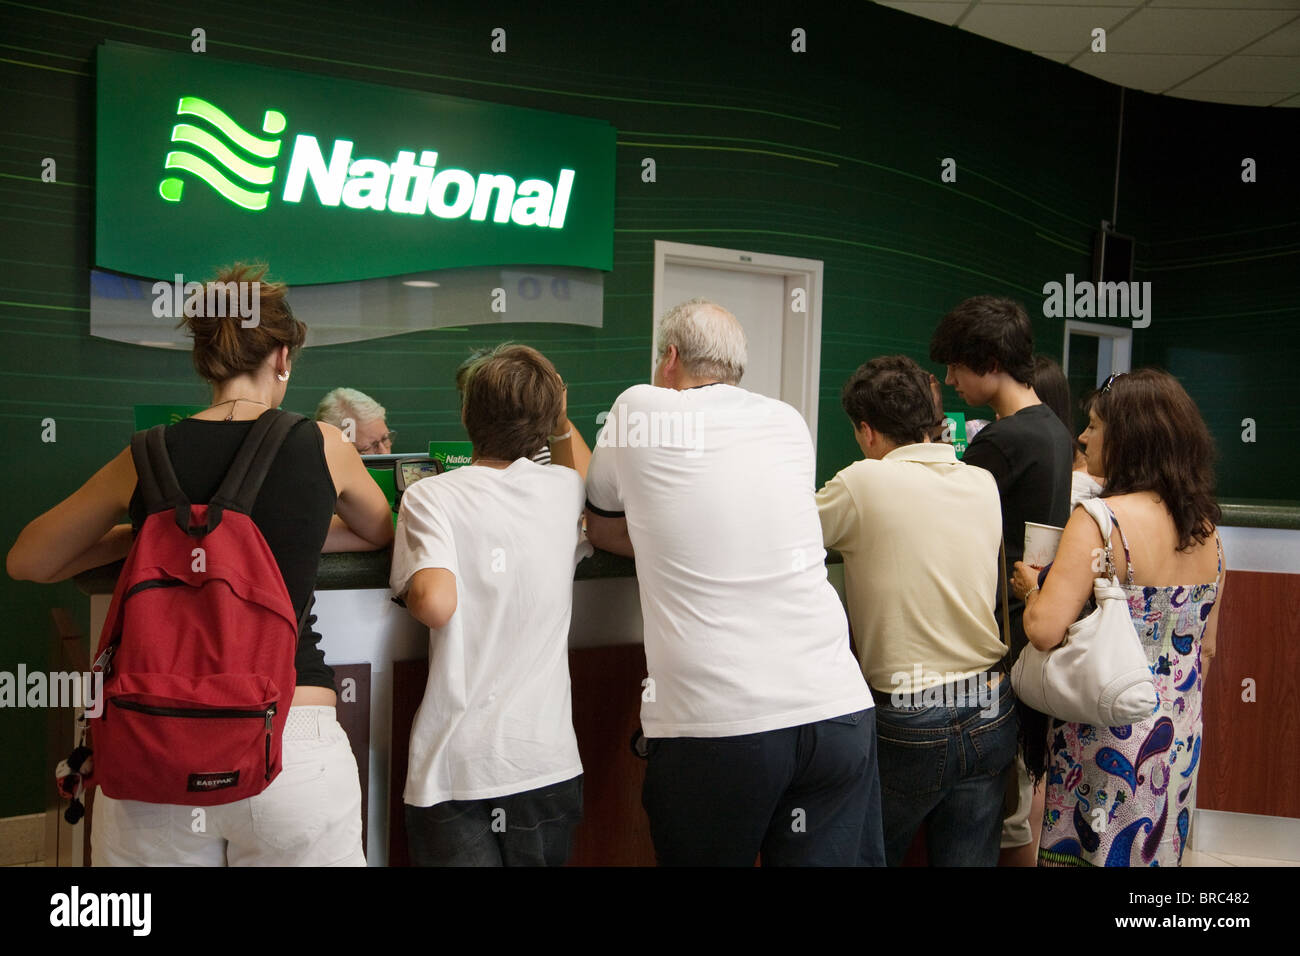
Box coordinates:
[390,459,589,806]
[586,383,870,738]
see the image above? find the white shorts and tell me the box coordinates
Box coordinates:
[91,705,365,867]
[1000,752,1034,849]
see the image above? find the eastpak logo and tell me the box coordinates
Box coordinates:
[188,770,239,791]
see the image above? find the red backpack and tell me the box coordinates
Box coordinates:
[88,410,305,805]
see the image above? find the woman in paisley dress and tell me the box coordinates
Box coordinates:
[1013,369,1224,866]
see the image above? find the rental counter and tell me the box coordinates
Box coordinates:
[76,549,645,866]
[73,500,1300,865]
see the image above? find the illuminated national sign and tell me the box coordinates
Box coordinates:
[96,42,615,284]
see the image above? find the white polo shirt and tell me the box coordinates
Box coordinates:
[391,459,588,806]
[586,383,870,738]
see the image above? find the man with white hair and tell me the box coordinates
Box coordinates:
[585,298,882,866]
[315,387,395,455]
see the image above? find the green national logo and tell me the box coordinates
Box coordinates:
[157,94,577,230]
[158,97,286,210]
[98,42,614,284]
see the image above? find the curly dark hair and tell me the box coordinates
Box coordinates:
[841,355,939,446]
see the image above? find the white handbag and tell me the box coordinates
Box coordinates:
[1010,497,1158,726]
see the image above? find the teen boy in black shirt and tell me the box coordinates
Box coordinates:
[930,295,1074,865]
[930,295,1073,657]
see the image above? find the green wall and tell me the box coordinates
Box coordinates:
[1,0,1293,815]
[1121,92,1299,500]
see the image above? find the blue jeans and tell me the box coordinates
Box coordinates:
[873,675,1017,866]
[405,774,582,866]
[642,709,884,866]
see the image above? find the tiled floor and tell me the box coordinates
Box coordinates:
[1184,850,1299,867]
[9,859,1300,867]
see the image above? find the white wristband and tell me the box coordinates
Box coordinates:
[549,429,572,442]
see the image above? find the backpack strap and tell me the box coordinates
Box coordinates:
[207,410,305,526]
[130,425,190,524]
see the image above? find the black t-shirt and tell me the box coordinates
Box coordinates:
[127,416,338,689]
[962,403,1074,658]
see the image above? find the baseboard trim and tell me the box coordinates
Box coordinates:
[0,813,45,866]
[1192,808,1300,862]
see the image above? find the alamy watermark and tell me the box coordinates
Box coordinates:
[1042,273,1151,329]
[596,404,704,457]
[50,885,151,936]
[0,666,103,717]
[888,665,1000,718]
[151,274,260,327]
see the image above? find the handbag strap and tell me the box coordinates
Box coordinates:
[997,538,1012,655]
[1077,497,1122,585]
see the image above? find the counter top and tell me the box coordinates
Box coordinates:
[73,499,1298,595]
[1218,500,1300,531]
[311,547,641,591]
[75,547,641,595]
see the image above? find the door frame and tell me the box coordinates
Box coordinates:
[1062,320,1133,388]
[651,240,824,448]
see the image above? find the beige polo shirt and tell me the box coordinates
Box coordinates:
[816,442,1005,694]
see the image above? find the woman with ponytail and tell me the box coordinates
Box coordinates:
[8,263,394,865]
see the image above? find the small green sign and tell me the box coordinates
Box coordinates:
[943,412,968,459]
[429,441,474,471]
[96,42,616,285]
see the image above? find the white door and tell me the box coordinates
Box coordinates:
[660,263,786,400]
[652,241,824,446]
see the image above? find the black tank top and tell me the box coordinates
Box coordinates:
[127,415,338,689]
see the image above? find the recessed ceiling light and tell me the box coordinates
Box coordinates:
[402,280,440,288]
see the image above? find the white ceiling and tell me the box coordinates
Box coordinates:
[874,0,1300,107]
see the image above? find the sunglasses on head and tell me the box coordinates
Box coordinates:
[1101,372,1127,394]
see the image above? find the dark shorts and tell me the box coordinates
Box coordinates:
[405,774,583,867]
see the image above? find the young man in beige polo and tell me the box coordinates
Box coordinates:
[816,355,1016,866]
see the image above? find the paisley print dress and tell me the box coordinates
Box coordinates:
[1038,510,1221,867]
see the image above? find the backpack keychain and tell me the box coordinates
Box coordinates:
[56,719,94,824]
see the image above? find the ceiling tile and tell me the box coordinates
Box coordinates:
[1109,8,1295,54]
[962,4,1131,50]
[1071,52,1221,89]
[975,0,1136,6]
[1175,54,1300,91]
[874,1,970,26]
[1238,15,1300,56]
[878,0,1300,106]
[1033,49,1079,63]
[1148,0,1300,10]
[1165,89,1287,106]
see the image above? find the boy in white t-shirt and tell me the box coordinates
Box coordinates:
[390,344,590,866]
